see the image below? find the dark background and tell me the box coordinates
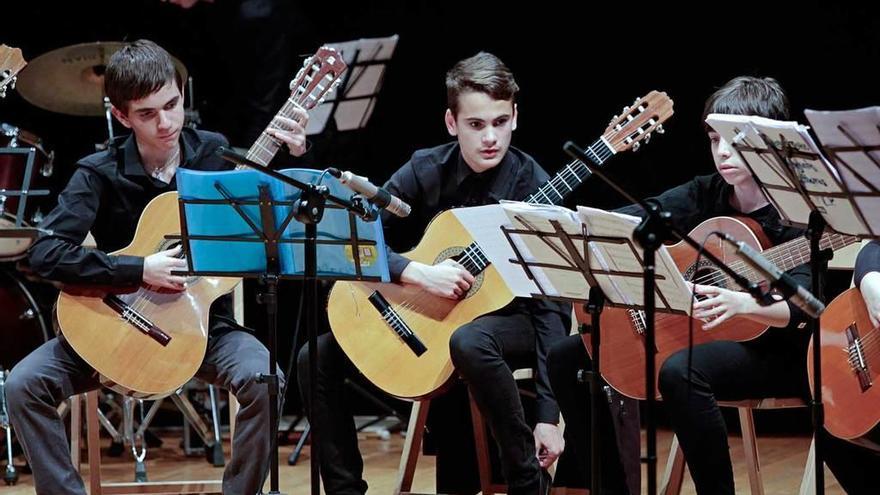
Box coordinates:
[2,0,877,448]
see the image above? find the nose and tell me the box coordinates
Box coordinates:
[158,111,172,131]
[717,139,732,159]
[482,128,497,146]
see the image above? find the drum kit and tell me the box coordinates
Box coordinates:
[0,41,196,485]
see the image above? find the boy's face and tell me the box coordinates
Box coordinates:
[111,81,185,153]
[445,91,517,173]
[709,130,753,187]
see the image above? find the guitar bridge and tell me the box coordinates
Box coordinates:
[846,323,872,392]
[103,295,171,347]
[368,291,427,357]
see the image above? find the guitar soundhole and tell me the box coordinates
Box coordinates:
[434,246,484,299]
[683,260,729,302]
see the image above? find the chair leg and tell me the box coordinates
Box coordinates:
[660,434,686,495]
[799,437,816,495]
[70,395,82,473]
[86,391,103,495]
[738,407,764,495]
[468,390,496,495]
[395,399,430,495]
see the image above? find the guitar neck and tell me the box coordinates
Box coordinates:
[237,97,307,169]
[732,232,861,282]
[524,137,613,205]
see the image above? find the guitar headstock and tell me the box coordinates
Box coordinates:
[603,91,674,153]
[0,45,27,99]
[288,46,348,111]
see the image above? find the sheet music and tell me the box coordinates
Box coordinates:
[706,113,865,234]
[805,107,880,235]
[451,203,555,297]
[497,201,585,299]
[575,207,692,314]
[454,202,691,312]
[306,35,399,134]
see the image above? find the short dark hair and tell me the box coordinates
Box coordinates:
[446,52,519,115]
[702,76,790,129]
[105,39,182,113]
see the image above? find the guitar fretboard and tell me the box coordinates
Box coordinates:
[730,232,860,283]
[239,97,308,169]
[524,138,614,205]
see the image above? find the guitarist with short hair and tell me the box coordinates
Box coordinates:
[549,76,869,494]
[297,51,571,495]
[5,39,308,495]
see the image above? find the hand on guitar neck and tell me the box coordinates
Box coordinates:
[143,245,188,291]
[860,272,880,328]
[265,107,309,157]
[400,259,475,300]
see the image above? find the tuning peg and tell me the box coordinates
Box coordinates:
[634,97,641,105]
[644,133,652,144]
[656,124,665,135]
[632,141,641,152]
[622,106,630,114]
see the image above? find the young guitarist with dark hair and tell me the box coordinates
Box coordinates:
[298,51,571,495]
[5,39,308,494]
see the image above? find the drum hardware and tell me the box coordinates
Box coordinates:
[1,368,19,485]
[15,42,187,117]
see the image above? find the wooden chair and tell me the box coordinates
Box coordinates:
[660,398,816,495]
[69,284,245,494]
[396,369,554,495]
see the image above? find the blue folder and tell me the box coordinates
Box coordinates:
[176,167,390,281]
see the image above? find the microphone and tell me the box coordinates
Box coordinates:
[721,234,825,318]
[327,168,411,218]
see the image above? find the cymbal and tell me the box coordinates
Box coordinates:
[16,42,188,117]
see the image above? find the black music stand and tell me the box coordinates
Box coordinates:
[497,204,692,495]
[0,147,49,260]
[561,142,766,495]
[306,35,398,135]
[711,112,880,494]
[171,161,388,495]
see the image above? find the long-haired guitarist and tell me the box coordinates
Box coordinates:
[5,39,307,494]
[297,52,571,494]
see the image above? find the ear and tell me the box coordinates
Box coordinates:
[444,109,457,136]
[511,103,518,131]
[111,106,133,129]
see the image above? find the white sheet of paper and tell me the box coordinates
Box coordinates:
[706,113,865,234]
[305,35,399,135]
[451,204,549,297]
[806,107,880,235]
[575,206,692,314]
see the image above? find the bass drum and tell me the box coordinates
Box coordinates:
[0,267,51,371]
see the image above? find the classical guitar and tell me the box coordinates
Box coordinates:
[582,217,859,399]
[55,47,347,398]
[809,288,880,447]
[328,91,674,400]
[0,45,26,98]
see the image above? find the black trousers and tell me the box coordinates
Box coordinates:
[659,336,880,494]
[297,308,550,495]
[547,335,640,494]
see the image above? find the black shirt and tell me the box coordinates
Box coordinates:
[28,128,237,330]
[380,141,570,423]
[616,173,813,348]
